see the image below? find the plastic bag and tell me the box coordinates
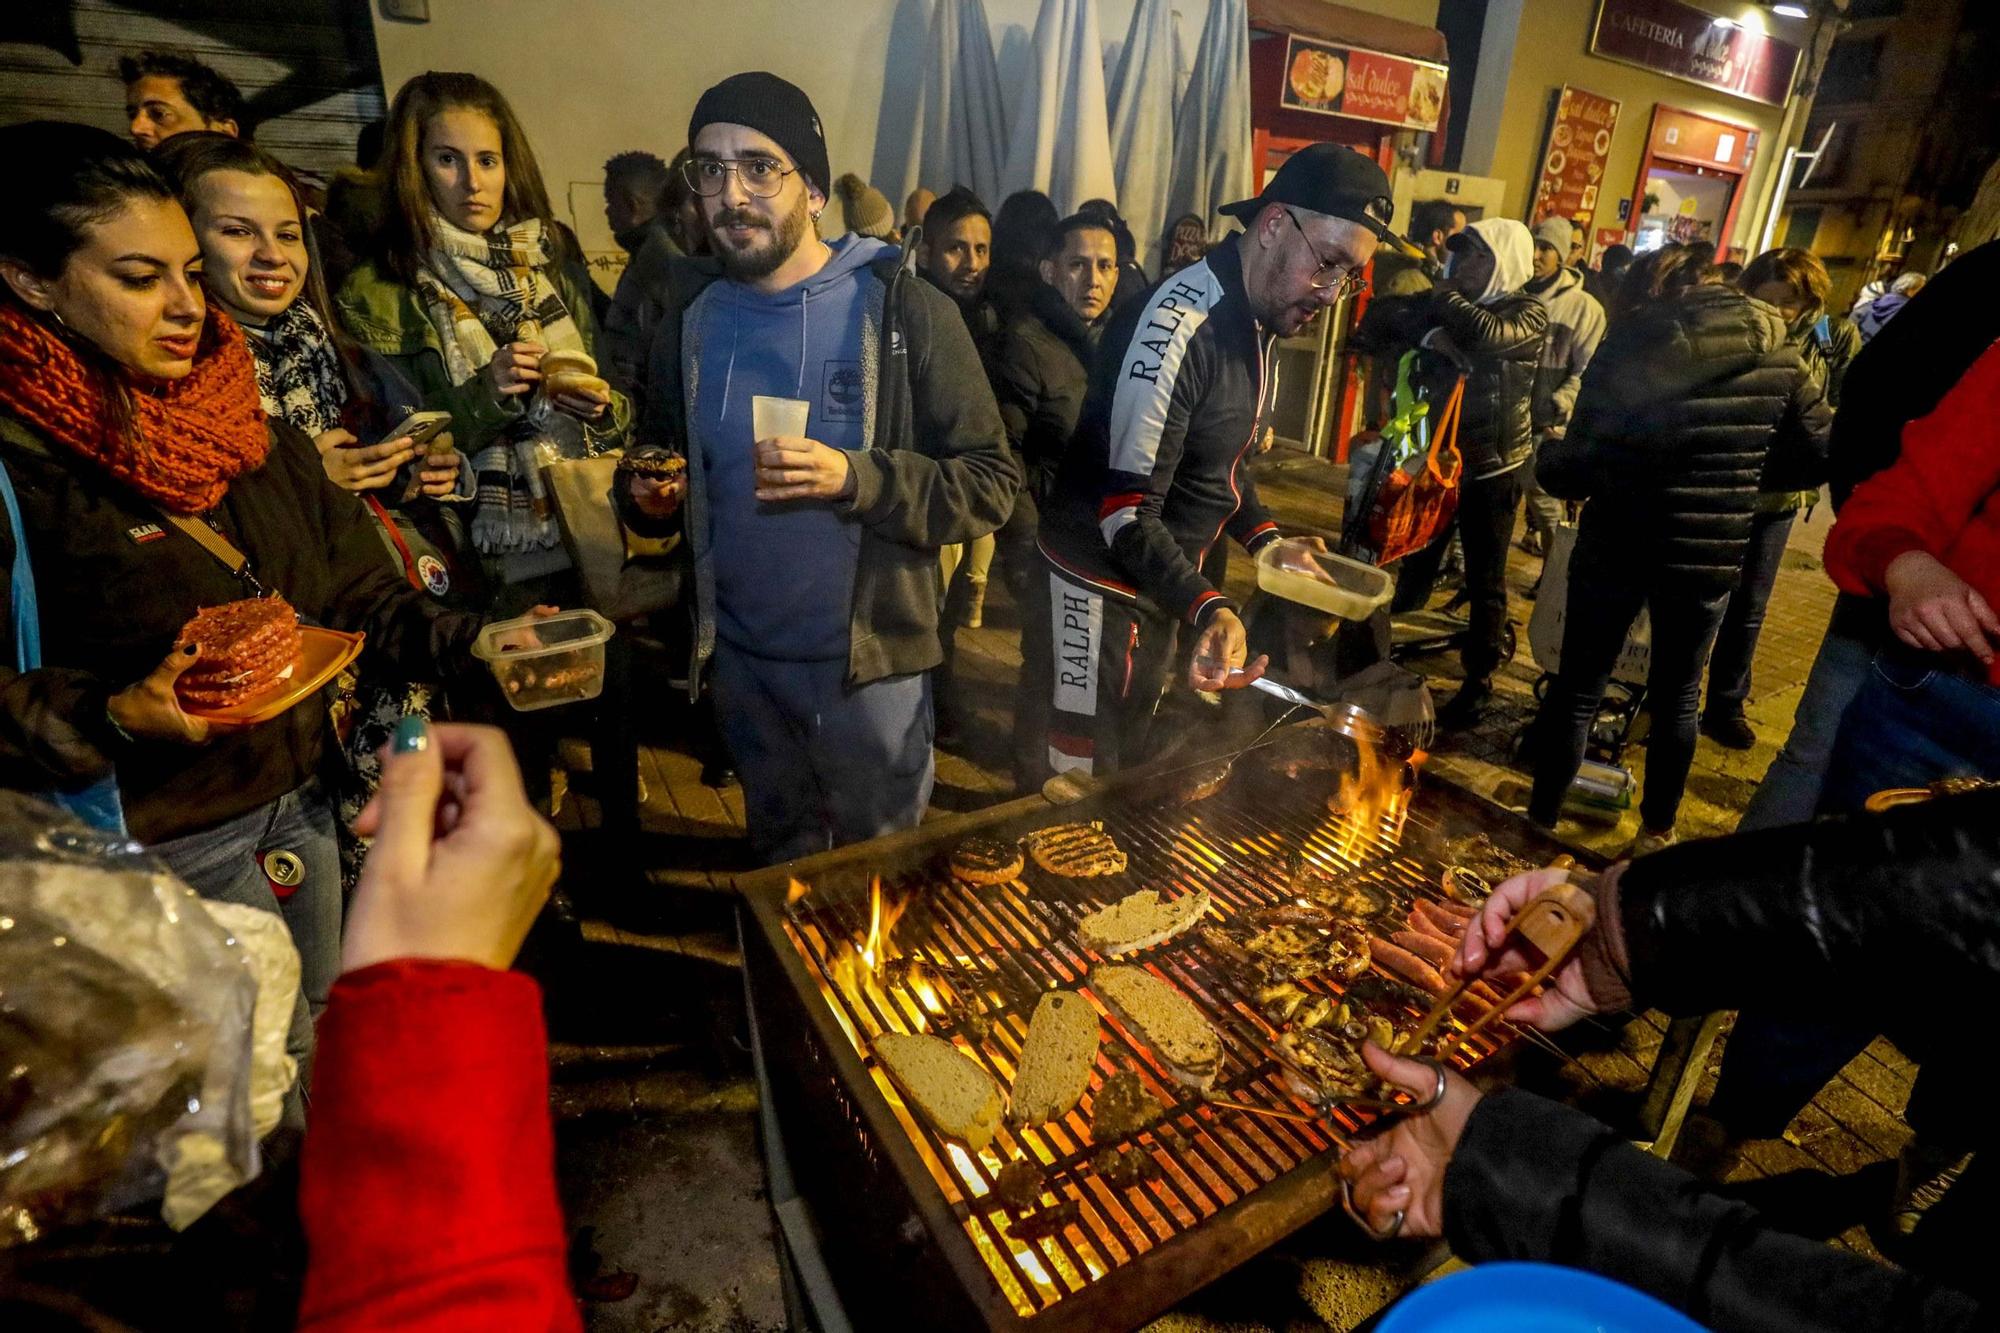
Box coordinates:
[0,792,280,1243]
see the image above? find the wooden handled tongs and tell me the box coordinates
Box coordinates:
[1397,860,1594,1063]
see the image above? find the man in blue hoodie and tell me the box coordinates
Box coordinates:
[630,73,1016,863]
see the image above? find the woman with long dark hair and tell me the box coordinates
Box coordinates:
[0,120,496,1090]
[337,72,629,599]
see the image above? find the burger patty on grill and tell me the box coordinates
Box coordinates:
[948,836,1024,886]
[1023,821,1128,877]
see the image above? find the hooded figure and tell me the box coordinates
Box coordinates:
[1385,216,1550,728]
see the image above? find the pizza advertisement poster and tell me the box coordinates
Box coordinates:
[1278,33,1448,134]
[1532,85,1621,228]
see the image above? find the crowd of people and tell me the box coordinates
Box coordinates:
[2,42,1995,1332]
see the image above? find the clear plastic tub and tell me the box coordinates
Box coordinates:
[1254,543,1394,620]
[472,608,615,711]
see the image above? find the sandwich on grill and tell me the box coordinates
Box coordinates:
[1077,888,1211,956]
[1090,966,1220,1090]
[949,836,1024,887]
[1008,991,1100,1126]
[540,348,610,401]
[173,595,303,709]
[872,1031,1006,1153]
[1023,821,1128,877]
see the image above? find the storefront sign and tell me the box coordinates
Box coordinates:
[1589,0,1801,107]
[1532,86,1621,227]
[1277,33,1449,133]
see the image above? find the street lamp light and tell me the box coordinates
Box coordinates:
[1772,3,1811,16]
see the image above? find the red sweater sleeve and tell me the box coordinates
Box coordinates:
[298,959,579,1332]
[1824,338,2000,595]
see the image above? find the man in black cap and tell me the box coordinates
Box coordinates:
[1023,143,1392,784]
[629,71,1017,863]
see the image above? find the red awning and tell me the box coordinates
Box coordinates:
[1245,0,1448,65]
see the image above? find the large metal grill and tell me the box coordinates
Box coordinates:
[739,730,1588,1332]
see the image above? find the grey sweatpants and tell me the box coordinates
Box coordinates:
[710,641,935,865]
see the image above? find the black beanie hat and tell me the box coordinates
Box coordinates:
[688,72,829,198]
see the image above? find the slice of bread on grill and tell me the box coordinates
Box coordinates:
[1009,991,1100,1126]
[1077,888,1211,956]
[1023,821,1128,877]
[1090,966,1220,1090]
[873,1032,1005,1153]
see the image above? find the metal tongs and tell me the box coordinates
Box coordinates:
[1396,871,1595,1063]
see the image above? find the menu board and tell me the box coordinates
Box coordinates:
[1278,33,1449,134]
[1532,86,1621,227]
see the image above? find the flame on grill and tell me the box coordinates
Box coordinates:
[1327,727,1412,865]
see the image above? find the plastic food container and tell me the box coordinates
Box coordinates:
[1254,543,1394,620]
[472,609,615,711]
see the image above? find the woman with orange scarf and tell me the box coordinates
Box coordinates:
[0,122,494,1098]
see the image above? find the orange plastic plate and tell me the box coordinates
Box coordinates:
[183,626,365,730]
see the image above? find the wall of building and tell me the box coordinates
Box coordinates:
[1474,0,1805,256]
[367,0,1437,280]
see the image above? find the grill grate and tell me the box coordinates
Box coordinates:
[779,745,1530,1319]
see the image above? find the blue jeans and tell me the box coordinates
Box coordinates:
[710,642,935,865]
[1734,613,1874,832]
[149,780,342,1094]
[1703,509,1796,721]
[1713,653,2000,1142]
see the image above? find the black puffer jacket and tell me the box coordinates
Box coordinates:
[1371,281,1547,480]
[984,280,1098,499]
[1446,788,1999,1331]
[1539,283,1831,589]
[1414,288,1546,480]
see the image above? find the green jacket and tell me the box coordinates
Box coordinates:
[334,256,632,458]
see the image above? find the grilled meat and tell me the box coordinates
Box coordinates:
[1090,1069,1164,1141]
[949,836,1024,886]
[1024,822,1129,877]
[1006,1197,1083,1240]
[1289,863,1390,921]
[1166,759,1233,806]
[1248,903,1334,930]
[994,1159,1049,1213]
[1442,832,1531,886]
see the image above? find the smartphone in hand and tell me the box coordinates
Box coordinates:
[372,409,454,454]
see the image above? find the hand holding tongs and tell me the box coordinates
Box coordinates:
[1396,868,1594,1063]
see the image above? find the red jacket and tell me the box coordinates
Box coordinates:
[297,960,580,1331]
[1824,338,2000,685]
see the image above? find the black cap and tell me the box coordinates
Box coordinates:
[688,72,830,198]
[1218,142,1394,239]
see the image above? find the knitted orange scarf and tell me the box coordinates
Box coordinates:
[0,303,269,514]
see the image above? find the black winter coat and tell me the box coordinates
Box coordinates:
[1378,288,1547,479]
[1538,284,1831,590]
[984,281,1097,500]
[1446,788,1999,1330]
[0,416,482,844]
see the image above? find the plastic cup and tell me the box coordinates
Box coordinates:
[751,394,811,441]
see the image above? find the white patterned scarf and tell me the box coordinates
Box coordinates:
[243,302,348,436]
[413,214,591,556]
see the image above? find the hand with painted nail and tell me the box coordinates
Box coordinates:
[1335,1043,1482,1241]
[340,719,561,974]
[106,643,213,743]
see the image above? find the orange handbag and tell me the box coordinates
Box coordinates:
[1367,375,1464,566]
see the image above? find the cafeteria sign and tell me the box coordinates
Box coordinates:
[1532,86,1621,227]
[1590,0,1801,107]
[1278,33,1448,134]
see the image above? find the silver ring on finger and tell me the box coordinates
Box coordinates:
[1410,1058,1448,1113]
[1340,1176,1405,1242]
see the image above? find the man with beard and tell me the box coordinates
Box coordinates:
[1027,144,1392,782]
[629,72,1016,863]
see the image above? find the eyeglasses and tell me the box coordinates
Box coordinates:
[682,155,797,199]
[1285,209,1370,298]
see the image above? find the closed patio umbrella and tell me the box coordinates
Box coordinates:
[999,0,1118,215]
[1165,0,1253,244]
[907,0,1009,209]
[1106,0,1176,271]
